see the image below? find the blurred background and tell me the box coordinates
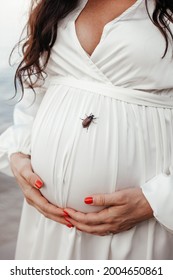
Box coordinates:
[0,0,30,259]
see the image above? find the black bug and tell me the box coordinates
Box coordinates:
[81,113,97,129]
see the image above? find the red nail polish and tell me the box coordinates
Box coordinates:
[63,210,70,217]
[34,180,43,189]
[65,217,71,223]
[84,197,93,204]
[67,224,74,228]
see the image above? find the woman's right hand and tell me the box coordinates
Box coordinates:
[10,152,73,227]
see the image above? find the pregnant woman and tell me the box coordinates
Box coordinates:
[0,0,173,259]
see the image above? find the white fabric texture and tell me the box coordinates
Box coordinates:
[0,0,173,259]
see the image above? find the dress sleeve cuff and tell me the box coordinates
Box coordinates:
[0,78,48,177]
[0,125,32,177]
[141,172,173,233]
[8,147,31,159]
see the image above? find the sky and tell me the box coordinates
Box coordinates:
[0,0,30,69]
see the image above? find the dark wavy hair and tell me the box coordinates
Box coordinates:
[14,0,173,93]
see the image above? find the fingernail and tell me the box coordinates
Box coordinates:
[63,210,70,217]
[34,180,43,189]
[67,224,74,228]
[84,197,93,204]
[65,217,71,223]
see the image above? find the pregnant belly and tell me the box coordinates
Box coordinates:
[30,86,158,213]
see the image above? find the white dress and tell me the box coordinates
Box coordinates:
[1,0,173,259]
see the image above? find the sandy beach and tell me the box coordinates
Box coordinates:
[0,69,23,259]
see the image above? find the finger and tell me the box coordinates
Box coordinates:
[65,218,113,236]
[84,191,124,207]
[37,200,74,227]
[21,167,44,189]
[17,178,62,217]
[10,153,44,189]
[20,183,72,226]
[63,208,133,235]
[17,171,74,227]
[25,186,63,216]
[64,207,112,225]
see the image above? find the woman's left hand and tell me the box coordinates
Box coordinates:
[64,187,153,236]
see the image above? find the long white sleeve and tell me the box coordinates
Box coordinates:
[141,169,173,233]
[0,84,47,177]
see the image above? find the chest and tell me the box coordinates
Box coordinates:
[75,0,138,56]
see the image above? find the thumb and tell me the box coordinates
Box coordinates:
[84,192,119,206]
[10,152,44,189]
[22,166,44,189]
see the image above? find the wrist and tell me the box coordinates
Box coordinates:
[10,152,31,161]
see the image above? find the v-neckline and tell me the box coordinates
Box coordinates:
[72,0,143,59]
